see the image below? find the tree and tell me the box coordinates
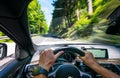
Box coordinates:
[50,0,80,35]
[27,0,48,34]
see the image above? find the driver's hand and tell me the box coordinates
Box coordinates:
[39,49,64,71]
[78,52,98,67]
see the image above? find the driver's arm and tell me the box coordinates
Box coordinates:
[79,52,120,78]
[34,74,46,78]
[34,49,64,78]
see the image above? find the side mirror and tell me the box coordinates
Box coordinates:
[0,43,7,60]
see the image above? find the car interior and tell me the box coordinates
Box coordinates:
[0,0,120,78]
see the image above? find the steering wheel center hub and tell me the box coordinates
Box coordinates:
[55,63,80,78]
[67,76,74,78]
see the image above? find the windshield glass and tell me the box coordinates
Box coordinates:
[0,0,120,46]
[27,0,120,45]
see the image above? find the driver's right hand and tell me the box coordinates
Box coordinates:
[78,52,98,68]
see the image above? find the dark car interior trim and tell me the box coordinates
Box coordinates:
[0,58,29,78]
[0,0,31,18]
[0,0,35,58]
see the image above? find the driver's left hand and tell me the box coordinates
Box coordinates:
[39,49,64,71]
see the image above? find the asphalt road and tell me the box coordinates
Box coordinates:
[3,36,66,57]
[32,36,66,45]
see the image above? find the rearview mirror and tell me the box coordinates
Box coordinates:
[0,43,7,60]
[106,6,120,35]
[106,23,120,35]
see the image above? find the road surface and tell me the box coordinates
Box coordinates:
[0,36,66,68]
[2,36,66,57]
[32,36,66,45]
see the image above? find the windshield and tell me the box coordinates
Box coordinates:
[0,0,120,77]
[0,0,119,45]
[26,0,120,45]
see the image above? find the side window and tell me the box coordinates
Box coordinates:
[0,31,16,69]
[0,31,15,59]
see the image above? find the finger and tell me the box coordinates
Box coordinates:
[78,55,82,59]
[55,51,64,59]
[78,52,87,59]
[47,48,54,53]
[39,49,48,54]
[49,48,55,51]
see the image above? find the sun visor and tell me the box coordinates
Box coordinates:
[0,0,31,18]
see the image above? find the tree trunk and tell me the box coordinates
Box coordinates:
[76,9,80,21]
[87,0,93,15]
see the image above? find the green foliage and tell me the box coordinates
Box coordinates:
[0,32,5,36]
[93,0,103,6]
[50,0,120,44]
[0,39,13,42]
[50,0,80,35]
[71,0,114,37]
[28,0,48,34]
[0,31,13,42]
[76,15,91,25]
[94,5,103,15]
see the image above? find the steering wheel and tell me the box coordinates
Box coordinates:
[48,47,85,78]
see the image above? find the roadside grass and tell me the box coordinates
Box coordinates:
[89,34,120,44]
[84,25,120,44]
[0,39,13,42]
[64,0,120,44]
[65,22,120,45]
[0,34,38,43]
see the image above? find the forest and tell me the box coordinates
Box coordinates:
[49,0,120,44]
[27,0,48,34]
[0,0,120,44]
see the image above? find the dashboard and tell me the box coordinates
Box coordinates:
[30,43,120,78]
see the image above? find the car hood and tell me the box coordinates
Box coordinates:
[0,0,34,55]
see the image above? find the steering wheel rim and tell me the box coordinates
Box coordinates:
[48,47,85,78]
[54,47,85,56]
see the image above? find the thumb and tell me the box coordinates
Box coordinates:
[55,51,64,60]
